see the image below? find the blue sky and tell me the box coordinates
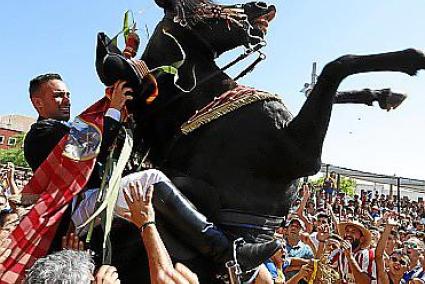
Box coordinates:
[0,1,424,179]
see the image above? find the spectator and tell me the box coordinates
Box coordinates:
[335,221,376,283]
[376,217,409,284]
[323,171,336,204]
[123,182,199,284]
[283,217,313,282]
[403,238,425,282]
[25,250,120,284]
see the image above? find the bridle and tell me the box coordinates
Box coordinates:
[164,1,268,86]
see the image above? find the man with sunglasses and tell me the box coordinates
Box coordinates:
[22,73,282,274]
[403,238,425,283]
[24,73,132,252]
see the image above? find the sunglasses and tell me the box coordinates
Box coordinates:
[404,242,418,249]
[390,256,408,266]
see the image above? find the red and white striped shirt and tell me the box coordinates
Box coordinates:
[334,248,377,284]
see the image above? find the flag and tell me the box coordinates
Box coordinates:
[0,97,110,283]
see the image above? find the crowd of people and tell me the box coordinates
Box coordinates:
[263,173,425,284]
[0,73,424,284]
[1,163,425,283]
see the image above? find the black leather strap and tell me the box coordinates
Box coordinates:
[215,209,284,232]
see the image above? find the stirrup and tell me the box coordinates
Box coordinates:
[225,238,260,284]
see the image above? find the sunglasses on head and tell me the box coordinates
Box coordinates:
[390,256,408,266]
[404,241,418,249]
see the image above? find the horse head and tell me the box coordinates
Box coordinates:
[141,1,276,97]
[149,0,276,60]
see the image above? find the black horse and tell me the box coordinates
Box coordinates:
[94,0,425,282]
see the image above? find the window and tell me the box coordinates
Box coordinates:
[0,136,4,144]
[7,137,17,146]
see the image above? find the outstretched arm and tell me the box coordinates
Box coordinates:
[295,185,313,233]
[327,203,340,234]
[5,163,20,196]
[375,215,397,284]
[123,183,174,280]
[124,183,199,283]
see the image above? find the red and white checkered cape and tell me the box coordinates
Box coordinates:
[0,97,110,283]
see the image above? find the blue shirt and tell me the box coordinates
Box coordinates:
[284,240,314,281]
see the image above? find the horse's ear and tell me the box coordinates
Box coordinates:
[154,0,172,10]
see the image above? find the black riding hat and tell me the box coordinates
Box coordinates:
[95,32,157,106]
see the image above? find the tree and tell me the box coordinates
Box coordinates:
[310,174,357,197]
[0,133,29,168]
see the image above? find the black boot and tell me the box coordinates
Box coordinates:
[235,239,282,272]
[153,181,281,271]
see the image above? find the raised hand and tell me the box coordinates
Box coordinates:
[317,224,330,242]
[302,184,311,201]
[61,232,85,251]
[94,265,121,284]
[123,183,155,229]
[6,162,14,183]
[298,262,313,280]
[106,80,133,115]
[340,240,352,257]
[157,263,199,284]
[386,217,399,227]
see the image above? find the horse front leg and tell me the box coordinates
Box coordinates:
[285,49,425,174]
[334,89,407,111]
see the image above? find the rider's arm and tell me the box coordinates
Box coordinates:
[96,81,133,164]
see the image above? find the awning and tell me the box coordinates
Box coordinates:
[320,164,425,193]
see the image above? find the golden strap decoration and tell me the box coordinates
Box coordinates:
[181,86,281,135]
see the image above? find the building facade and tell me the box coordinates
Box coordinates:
[0,115,35,150]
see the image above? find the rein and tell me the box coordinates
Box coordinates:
[137,16,267,123]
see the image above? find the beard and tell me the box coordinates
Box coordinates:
[352,239,361,250]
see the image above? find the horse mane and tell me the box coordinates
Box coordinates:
[157,0,216,26]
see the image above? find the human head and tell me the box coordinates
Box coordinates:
[338,221,372,251]
[369,226,380,248]
[388,249,410,277]
[326,234,342,253]
[0,212,19,231]
[315,212,330,227]
[29,73,71,121]
[403,238,424,264]
[286,217,305,239]
[25,250,95,283]
[0,194,8,211]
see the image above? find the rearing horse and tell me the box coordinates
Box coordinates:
[96,0,425,282]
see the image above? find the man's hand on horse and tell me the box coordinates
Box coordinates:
[123,183,155,229]
[106,80,133,119]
